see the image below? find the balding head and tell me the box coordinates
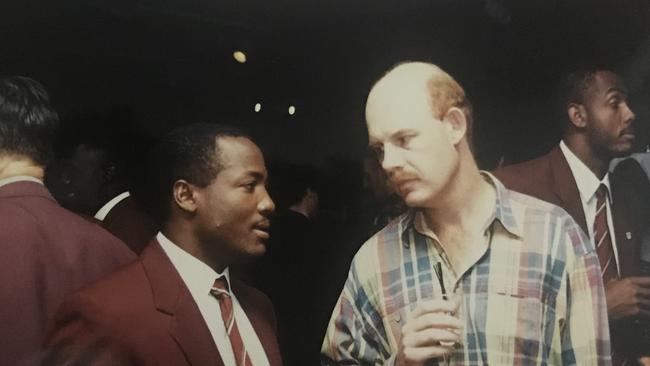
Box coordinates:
[366,62,473,145]
[364,62,476,208]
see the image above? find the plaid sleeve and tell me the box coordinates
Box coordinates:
[320,258,394,366]
[562,218,612,365]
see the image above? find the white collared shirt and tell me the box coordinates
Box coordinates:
[157,232,269,366]
[94,191,131,220]
[0,175,43,188]
[560,141,620,276]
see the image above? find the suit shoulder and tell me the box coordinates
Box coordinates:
[505,188,592,256]
[612,158,650,190]
[69,261,149,315]
[493,153,553,184]
[233,279,273,310]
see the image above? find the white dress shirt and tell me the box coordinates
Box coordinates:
[94,191,131,220]
[0,175,42,188]
[158,232,270,366]
[560,141,620,277]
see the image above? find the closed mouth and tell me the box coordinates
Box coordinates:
[620,128,636,138]
[253,220,271,237]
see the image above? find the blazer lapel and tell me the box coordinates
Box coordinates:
[234,281,283,366]
[548,146,589,234]
[141,241,224,366]
[609,173,640,277]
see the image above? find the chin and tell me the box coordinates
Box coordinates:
[233,245,267,265]
[250,241,268,256]
[611,144,634,157]
[402,192,430,208]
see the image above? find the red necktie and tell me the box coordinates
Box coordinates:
[211,278,253,366]
[594,184,619,283]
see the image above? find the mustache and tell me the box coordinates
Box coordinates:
[254,219,271,230]
[390,173,419,184]
[620,127,635,136]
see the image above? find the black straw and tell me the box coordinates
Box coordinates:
[434,262,448,300]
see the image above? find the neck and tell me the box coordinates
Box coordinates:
[422,157,494,234]
[288,204,310,219]
[162,220,227,273]
[420,158,496,279]
[563,135,609,179]
[0,156,44,181]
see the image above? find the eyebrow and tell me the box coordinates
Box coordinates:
[368,129,418,146]
[605,87,628,97]
[245,171,267,181]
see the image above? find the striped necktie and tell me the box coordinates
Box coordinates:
[211,277,253,366]
[594,184,619,283]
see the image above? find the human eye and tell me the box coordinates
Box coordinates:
[395,133,415,147]
[242,181,256,193]
[608,95,623,108]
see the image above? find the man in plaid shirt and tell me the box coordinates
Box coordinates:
[321,62,611,365]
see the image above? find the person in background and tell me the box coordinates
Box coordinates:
[0,76,135,365]
[494,68,650,364]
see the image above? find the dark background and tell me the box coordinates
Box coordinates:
[1,0,649,171]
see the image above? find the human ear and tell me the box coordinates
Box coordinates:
[567,103,587,128]
[442,107,467,145]
[172,180,198,213]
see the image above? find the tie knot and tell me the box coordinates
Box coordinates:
[211,277,230,298]
[596,183,609,201]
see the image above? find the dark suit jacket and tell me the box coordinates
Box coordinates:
[493,145,648,358]
[0,181,136,366]
[100,194,158,255]
[44,240,283,366]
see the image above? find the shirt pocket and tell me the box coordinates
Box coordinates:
[484,291,557,363]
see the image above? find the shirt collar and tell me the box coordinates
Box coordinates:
[0,175,43,188]
[398,171,523,247]
[94,191,130,220]
[157,232,231,298]
[560,140,612,204]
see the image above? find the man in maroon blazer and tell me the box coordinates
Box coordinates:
[494,68,650,364]
[0,76,136,365]
[95,191,158,254]
[45,123,282,366]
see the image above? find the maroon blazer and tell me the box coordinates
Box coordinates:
[44,241,283,366]
[494,146,642,277]
[0,181,136,366]
[100,194,158,255]
[493,145,647,358]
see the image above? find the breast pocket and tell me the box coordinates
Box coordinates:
[484,292,556,363]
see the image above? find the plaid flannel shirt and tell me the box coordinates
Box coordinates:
[321,174,611,365]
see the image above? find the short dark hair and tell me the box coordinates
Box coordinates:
[0,76,59,166]
[560,69,601,108]
[144,123,250,222]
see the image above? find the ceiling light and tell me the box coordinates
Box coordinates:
[254,103,262,112]
[233,50,247,63]
[288,105,296,115]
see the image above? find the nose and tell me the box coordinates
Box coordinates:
[623,102,635,123]
[381,144,404,176]
[258,187,275,215]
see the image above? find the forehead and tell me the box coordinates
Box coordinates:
[215,136,266,174]
[365,79,434,141]
[586,71,626,99]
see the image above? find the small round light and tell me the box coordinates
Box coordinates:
[233,50,247,63]
[288,105,296,115]
[254,103,262,112]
